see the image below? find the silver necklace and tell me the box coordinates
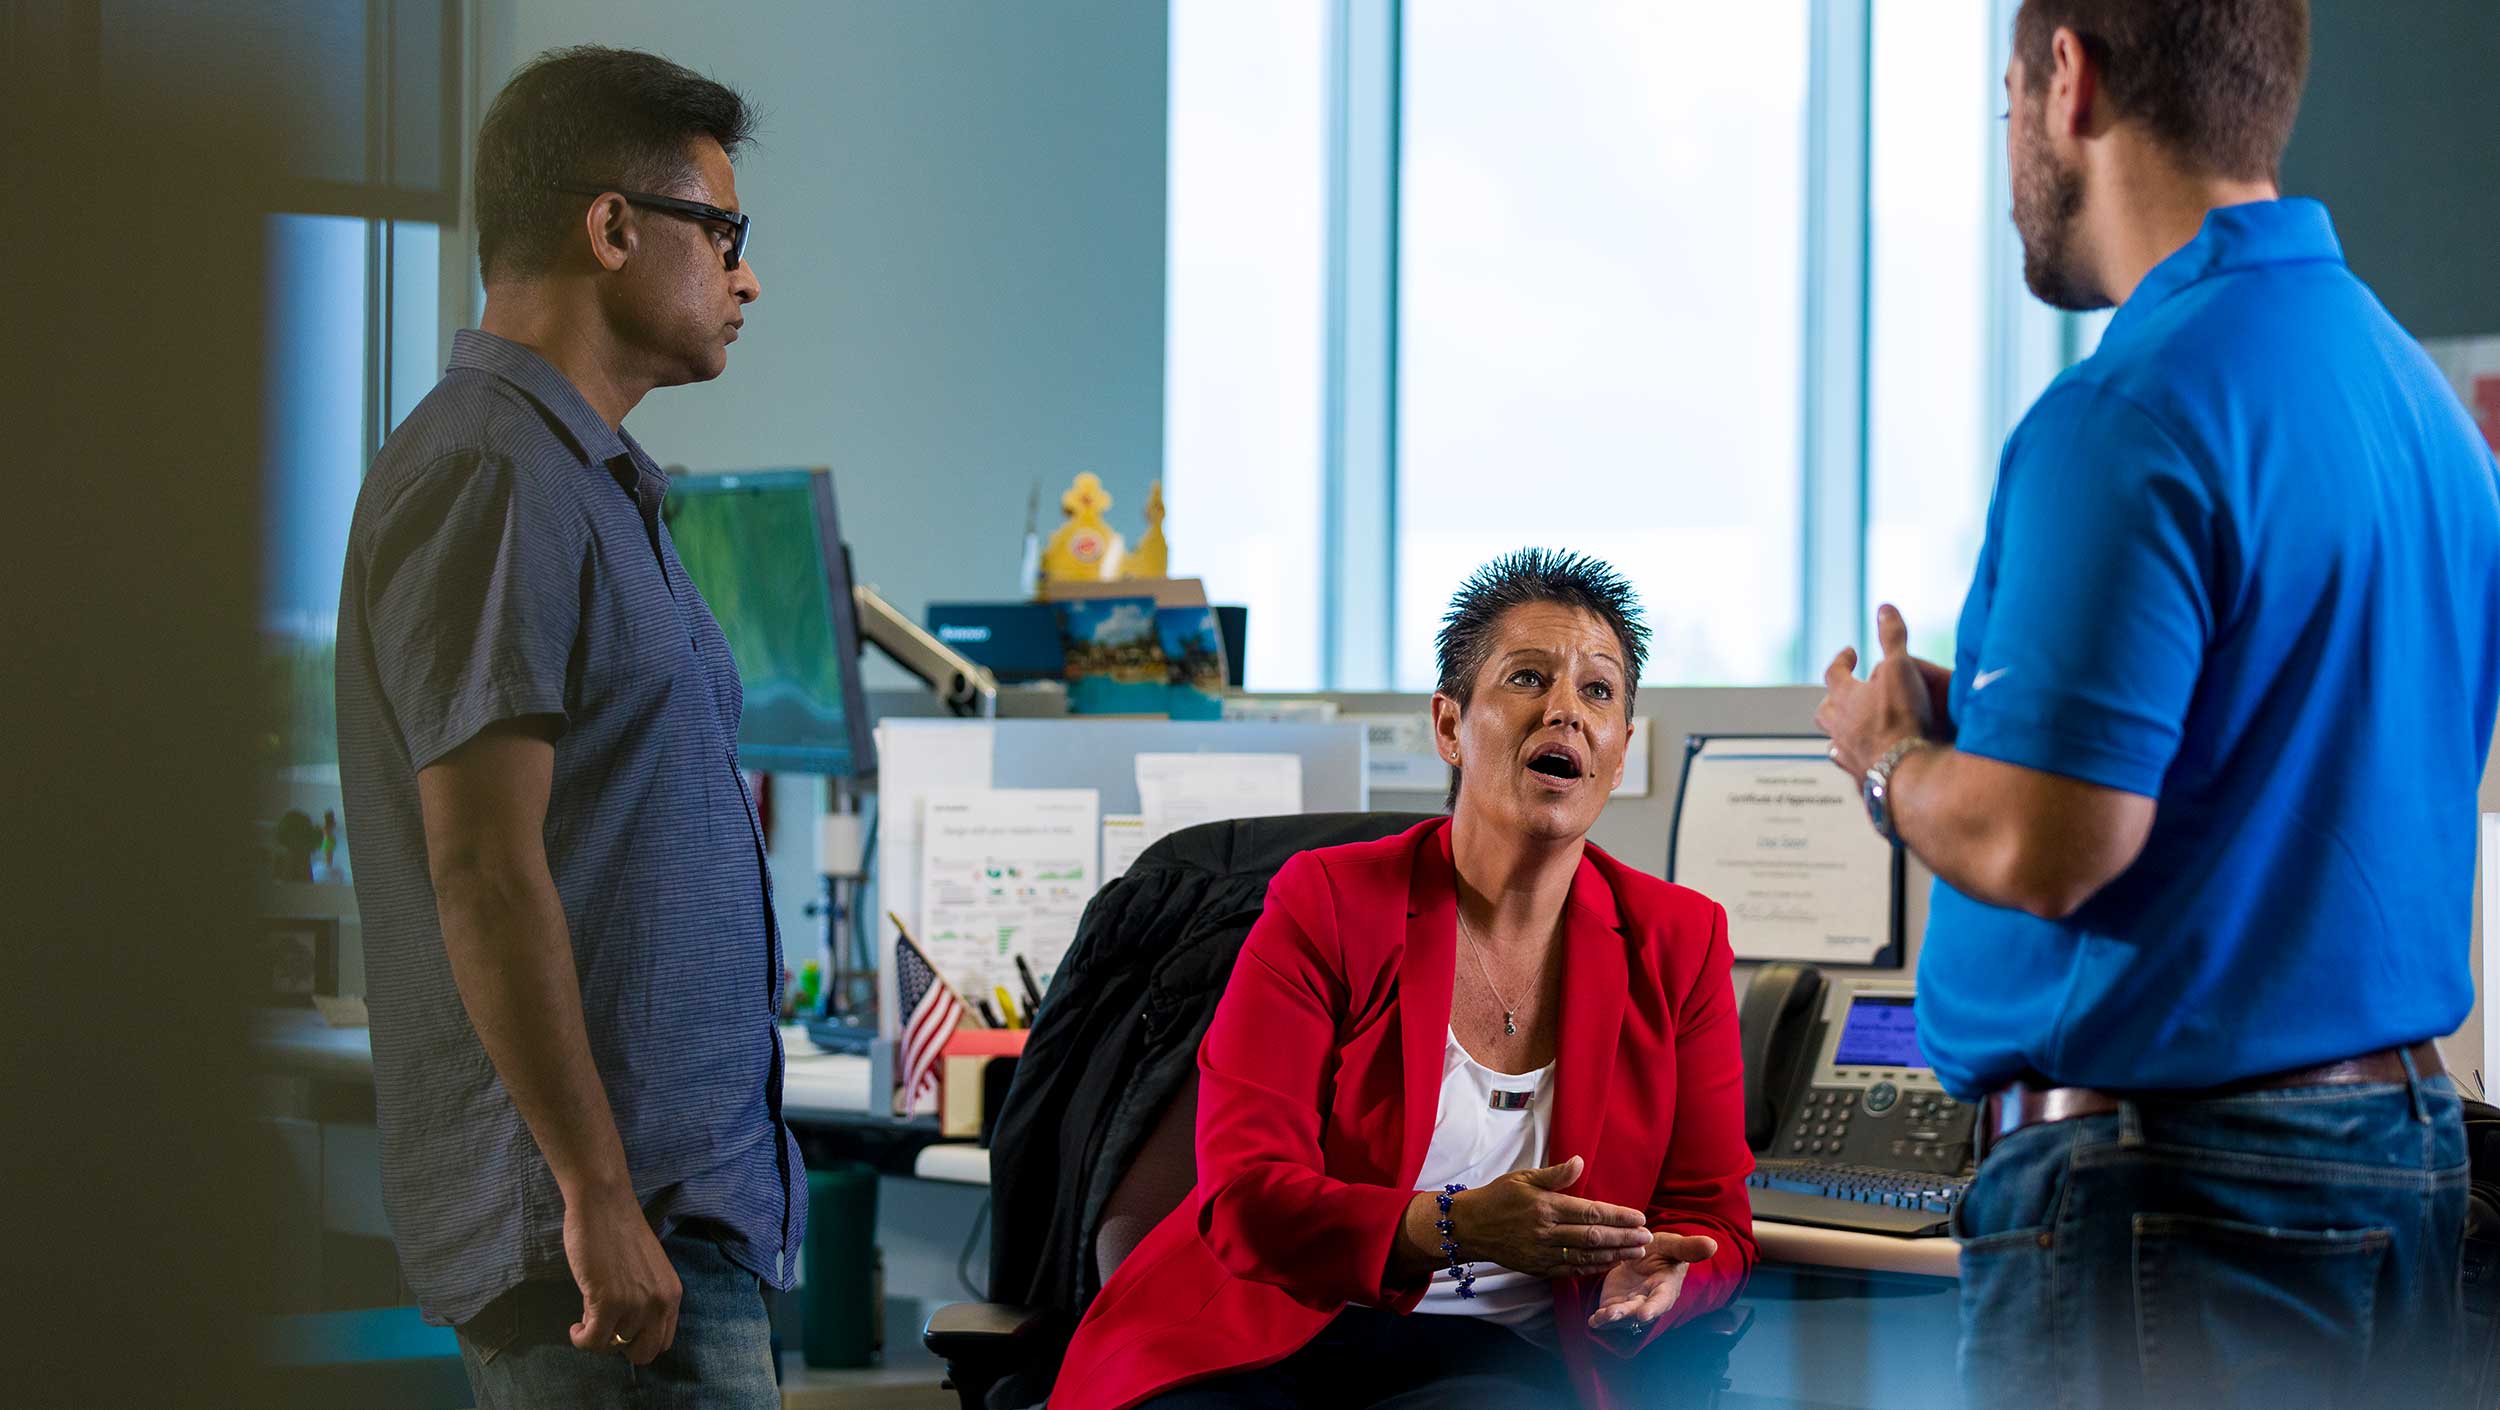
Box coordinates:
[1455,910,1526,1037]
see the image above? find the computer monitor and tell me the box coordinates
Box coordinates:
[661,468,877,777]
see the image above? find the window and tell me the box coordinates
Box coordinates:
[1162,0,1333,690]
[261,216,442,771]
[1866,0,1994,663]
[1162,0,2106,689]
[1396,1,1809,688]
[389,224,444,434]
[247,0,460,799]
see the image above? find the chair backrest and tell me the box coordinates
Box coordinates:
[1076,812,1432,1287]
[985,810,1434,1318]
[1094,1070,1200,1283]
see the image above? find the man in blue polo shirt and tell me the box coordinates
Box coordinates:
[1817,3,2498,1407]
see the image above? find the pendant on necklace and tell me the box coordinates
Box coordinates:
[1503,1010,1517,1036]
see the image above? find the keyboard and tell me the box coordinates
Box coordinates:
[1745,1159,1971,1238]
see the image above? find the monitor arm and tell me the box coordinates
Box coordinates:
[853,584,998,717]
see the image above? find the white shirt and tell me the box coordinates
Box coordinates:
[1411,1026,1557,1337]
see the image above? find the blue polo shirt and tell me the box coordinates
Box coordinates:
[1920,199,2500,1097]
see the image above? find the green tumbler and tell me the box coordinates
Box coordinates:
[803,1162,881,1367]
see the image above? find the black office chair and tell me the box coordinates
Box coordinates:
[923,812,1752,1410]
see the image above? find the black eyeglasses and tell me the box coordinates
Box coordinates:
[553,182,752,270]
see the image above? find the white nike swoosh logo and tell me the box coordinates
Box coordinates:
[1972,667,2013,691]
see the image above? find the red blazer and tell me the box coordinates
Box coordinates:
[1054,818,1758,1410]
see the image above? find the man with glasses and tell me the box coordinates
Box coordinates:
[336,46,789,1408]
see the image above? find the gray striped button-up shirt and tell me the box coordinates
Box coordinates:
[336,328,804,1327]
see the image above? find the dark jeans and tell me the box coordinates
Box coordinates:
[453,1228,777,1410]
[1134,1304,1571,1410]
[1955,1055,2468,1410]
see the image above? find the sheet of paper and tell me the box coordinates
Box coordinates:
[1221,698,1341,723]
[1135,752,1303,845]
[918,789,1100,1003]
[872,721,996,1038]
[1347,714,1444,793]
[1618,718,1653,797]
[1101,814,1151,882]
[1669,736,1895,965]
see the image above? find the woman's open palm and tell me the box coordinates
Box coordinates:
[1589,1232,1718,1333]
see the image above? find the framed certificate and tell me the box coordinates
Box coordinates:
[1666,734,1903,969]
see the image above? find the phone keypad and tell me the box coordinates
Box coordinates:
[1786,1087,1861,1155]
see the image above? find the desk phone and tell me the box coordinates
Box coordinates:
[1742,970,1977,1238]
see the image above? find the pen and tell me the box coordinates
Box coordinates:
[1014,954,1045,1016]
[994,985,1023,1030]
[975,997,1002,1029]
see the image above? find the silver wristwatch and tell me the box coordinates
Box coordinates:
[1861,736,1933,845]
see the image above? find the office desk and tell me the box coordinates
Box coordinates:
[252,1007,384,1083]
[910,1143,994,1186]
[1757,1221,1960,1279]
[782,1047,878,1121]
[900,1134,1963,1406]
[256,1011,1961,1280]
[895,1139,1963,1280]
[259,1011,1959,1270]
[255,1010,1961,1407]
[260,1010,885,1118]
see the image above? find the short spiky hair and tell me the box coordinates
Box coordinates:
[474,46,757,284]
[1434,549,1651,810]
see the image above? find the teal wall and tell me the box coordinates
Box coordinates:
[2284,0,2500,340]
[475,1,1171,670]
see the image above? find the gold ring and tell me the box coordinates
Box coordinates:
[611,1331,636,1348]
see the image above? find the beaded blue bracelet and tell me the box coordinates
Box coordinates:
[1435,1182,1477,1299]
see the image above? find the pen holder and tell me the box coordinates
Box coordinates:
[940,1056,1023,1141]
[938,1029,1031,1140]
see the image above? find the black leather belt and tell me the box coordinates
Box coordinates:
[1976,1040,2445,1164]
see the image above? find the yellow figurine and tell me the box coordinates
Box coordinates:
[1043,472,1126,584]
[1127,480,1169,579]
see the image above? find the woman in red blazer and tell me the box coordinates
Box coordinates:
[1055,550,1757,1410]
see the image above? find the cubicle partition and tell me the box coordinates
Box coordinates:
[868,717,1369,1048]
[1320,686,1939,983]
[856,686,1939,999]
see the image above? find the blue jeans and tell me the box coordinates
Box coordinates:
[1955,1056,2468,1410]
[454,1228,777,1410]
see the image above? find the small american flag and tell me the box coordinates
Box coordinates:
[895,925,965,1115]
